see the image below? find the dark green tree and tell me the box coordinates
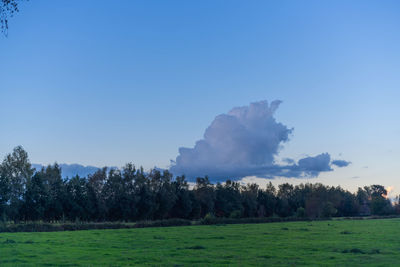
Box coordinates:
[87,167,108,221]
[215,180,242,218]
[150,170,176,219]
[0,146,33,221]
[367,185,393,215]
[171,175,192,218]
[241,183,259,218]
[276,183,295,217]
[257,182,277,217]
[43,164,65,222]
[65,175,89,220]
[193,176,215,218]
[133,167,155,220]
[21,170,46,221]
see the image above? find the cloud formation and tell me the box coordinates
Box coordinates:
[331,160,351,167]
[170,100,349,181]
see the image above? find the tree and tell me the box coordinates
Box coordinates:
[0,146,33,221]
[0,160,10,218]
[42,164,65,221]
[257,182,276,217]
[276,183,295,217]
[87,167,108,221]
[214,180,242,217]
[0,146,397,223]
[65,175,89,221]
[21,170,46,221]
[151,170,176,219]
[120,163,137,220]
[356,187,370,216]
[102,169,126,220]
[367,185,393,215]
[241,183,259,217]
[321,201,337,218]
[1,0,22,35]
[133,167,155,220]
[193,176,215,218]
[171,175,192,219]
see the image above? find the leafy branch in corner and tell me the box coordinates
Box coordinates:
[1,0,22,36]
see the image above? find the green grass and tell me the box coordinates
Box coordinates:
[1,218,400,266]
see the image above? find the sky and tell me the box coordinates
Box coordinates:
[1,0,399,194]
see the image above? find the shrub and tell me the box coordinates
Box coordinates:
[229,210,242,219]
[134,219,192,228]
[296,207,306,218]
[201,213,217,225]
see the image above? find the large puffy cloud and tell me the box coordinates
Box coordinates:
[170,100,348,181]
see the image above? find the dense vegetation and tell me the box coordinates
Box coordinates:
[0,146,397,223]
[1,218,400,266]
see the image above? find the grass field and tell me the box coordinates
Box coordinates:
[1,218,400,266]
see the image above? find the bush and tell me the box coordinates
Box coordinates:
[133,219,192,228]
[322,202,337,218]
[202,213,217,225]
[296,207,306,218]
[0,222,133,233]
[229,210,242,219]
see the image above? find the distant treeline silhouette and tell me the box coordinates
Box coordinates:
[0,146,398,222]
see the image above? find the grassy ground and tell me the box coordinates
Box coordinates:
[0,218,399,266]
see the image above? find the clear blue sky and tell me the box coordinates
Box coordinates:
[1,0,399,193]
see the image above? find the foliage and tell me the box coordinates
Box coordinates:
[0,0,23,35]
[0,146,398,223]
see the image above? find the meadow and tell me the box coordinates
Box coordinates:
[1,218,399,266]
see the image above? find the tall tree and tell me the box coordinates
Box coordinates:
[193,176,215,218]
[367,185,393,215]
[214,180,242,217]
[257,182,276,217]
[276,183,295,217]
[87,167,108,221]
[241,183,259,217]
[65,175,89,220]
[171,175,192,219]
[21,170,46,221]
[0,146,33,221]
[42,164,65,222]
[133,167,155,220]
[150,170,177,219]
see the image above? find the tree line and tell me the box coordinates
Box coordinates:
[0,146,398,223]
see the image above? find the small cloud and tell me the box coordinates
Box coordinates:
[331,160,351,168]
[297,153,333,175]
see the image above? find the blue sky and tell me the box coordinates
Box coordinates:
[1,1,399,193]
